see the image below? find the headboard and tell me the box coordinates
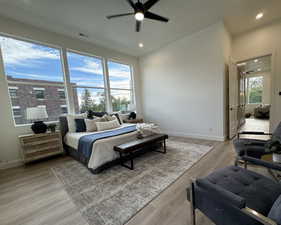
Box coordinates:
[59,116,68,140]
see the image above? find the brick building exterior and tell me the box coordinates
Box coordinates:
[7,76,79,125]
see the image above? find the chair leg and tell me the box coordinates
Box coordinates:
[234,157,239,166]
[190,181,196,225]
[244,160,248,169]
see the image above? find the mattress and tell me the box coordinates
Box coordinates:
[64,123,138,170]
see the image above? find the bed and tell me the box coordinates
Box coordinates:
[59,116,138,173]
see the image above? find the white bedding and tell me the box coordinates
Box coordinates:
[64,123,138,170]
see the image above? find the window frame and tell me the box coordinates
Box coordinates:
[106,58,135,113]
[246,75,264,104]
[0,33,136,127]
[0,33,69,126]
[66,49,108,114]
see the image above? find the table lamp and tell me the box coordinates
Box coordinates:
[26,107,48,134]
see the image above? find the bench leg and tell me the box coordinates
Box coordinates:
[119,152,134,170]
[154,140,167,154]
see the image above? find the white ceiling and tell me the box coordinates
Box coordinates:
[0,0,280,57]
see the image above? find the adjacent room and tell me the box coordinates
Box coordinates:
[0,1,281,225]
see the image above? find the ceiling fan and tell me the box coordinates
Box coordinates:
[106,0,169,32]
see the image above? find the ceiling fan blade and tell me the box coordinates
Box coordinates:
[144,0,160,10]
[136,21,141,32]
[106,13,134,19]
[145,11,169,22]
[126,0,136,10]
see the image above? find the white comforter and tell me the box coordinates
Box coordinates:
[64,124,138,170]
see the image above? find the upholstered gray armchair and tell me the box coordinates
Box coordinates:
[233,122,281,165]
[188,158,281,225]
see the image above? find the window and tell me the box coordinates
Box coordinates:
[107,61,133,112]
[246,76,263,104]
[12,106,22,117]
[8,87,18,98]
[60,105,68,114]
[33,88,45,99]
[58,89,66,99]
[0,35,67,125]
[67,51,106,113]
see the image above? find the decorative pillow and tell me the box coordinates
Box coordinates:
[268,195,281,224]
[84,117,107,132]
[103,115,117,122]
[66,113,87,132]
[119,113,130,124]
[111,113,122,125]
[96,119,120,131]
[75,119,86,132]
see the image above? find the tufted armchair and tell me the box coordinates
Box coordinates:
[233,122,281,165]
[188,159,281,225]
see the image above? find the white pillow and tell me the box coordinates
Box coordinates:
[85,118,104,132]
[96,119,120,131]
[118,113,129,124]
[66,113,87,133]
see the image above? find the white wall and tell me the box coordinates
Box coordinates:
[139,22,230,141]
[0,16,141,169]
[233,19,281,130]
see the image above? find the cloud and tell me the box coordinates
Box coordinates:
[108,68,131,78]
[72,59,104,75]
[8,71,62,81]
[0,36,60,66]
[72,57,131,79]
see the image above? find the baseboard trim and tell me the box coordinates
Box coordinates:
[163,130,226,142]
[0,159,23,170]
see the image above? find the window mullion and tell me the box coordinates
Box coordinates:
[61,48,75,114]
[103,58,112,113]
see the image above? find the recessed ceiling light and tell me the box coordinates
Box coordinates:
[254,59,259,63]
[139,43,144,48]
[257,68,261,71]
[256,13,264,20]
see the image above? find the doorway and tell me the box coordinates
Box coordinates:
[228,55,272,138]
[238,55,271,133]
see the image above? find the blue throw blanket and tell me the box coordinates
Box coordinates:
[78,125,137,162]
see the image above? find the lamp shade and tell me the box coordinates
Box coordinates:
[26,107,48,121]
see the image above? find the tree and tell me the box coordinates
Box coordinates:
[80,89,94,112]
[80,89,106,112]
[112,95,130,112]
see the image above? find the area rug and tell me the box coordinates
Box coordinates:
[52,140,213,225]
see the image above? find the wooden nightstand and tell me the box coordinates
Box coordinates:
[19,131,64,163]
[124,118,144,124]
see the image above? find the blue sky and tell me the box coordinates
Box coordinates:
[0,36,132,90]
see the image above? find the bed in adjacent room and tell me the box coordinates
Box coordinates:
[59,115,138,173]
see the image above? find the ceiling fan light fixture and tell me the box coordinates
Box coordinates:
[256,12,263,20]
[135,12,144,21]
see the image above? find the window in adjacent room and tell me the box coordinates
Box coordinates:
[107,60,134,112]
[67,51,106,113]
[246,76,263,104]
[0,35,67,125]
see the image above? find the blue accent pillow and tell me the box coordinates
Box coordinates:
[75,119,86,132]
[268,194,281,224]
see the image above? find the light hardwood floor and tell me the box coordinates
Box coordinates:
[0,126,270,225]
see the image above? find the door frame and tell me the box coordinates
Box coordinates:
[235,51,276,132]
